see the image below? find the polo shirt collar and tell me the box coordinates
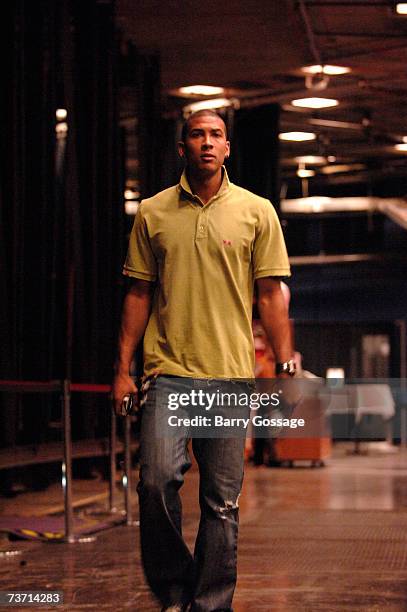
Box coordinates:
[179,166,231,199]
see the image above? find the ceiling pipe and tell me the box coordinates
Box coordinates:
[297,0,323,67]
[299,1,391,5]
[309,118,366,130]
[328,41,407,62]
[315,31,407,38]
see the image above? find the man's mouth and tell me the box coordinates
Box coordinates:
[201,154,216,161]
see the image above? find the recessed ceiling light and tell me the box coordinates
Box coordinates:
[297,168,315,178]
[183,98,232,113]
[327,155,337,162]
[295,155,326,164]
[291,97,339,109]
[396,3,407,15]
[279,132,317,142]
[395,143,407,151]
[178,85,224,96]
[56,108,67,121]
[402,136,407,143]
[301,65,351,76]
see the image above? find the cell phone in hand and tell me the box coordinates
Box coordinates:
[120,393,134,416]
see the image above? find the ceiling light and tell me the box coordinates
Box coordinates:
[124,189,139,200]
[183,98,232,113]
[327,155,337,162]
[56,108,67,121]
[326,367,345,379]
[279,132,317,142]
[403,136,407,143]
[178,85,225,96]
[281,196,375,214]
[395,143,407,151]
[125,201,140,215]
[301,65,351,76]
[396,3,407,15]
[295,155,326,164]
[291,97,339,109]
[55,122,68,134]
[321,163,366,174]
[297,169,315,178]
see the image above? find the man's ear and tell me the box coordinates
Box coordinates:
[224,140,231,160]
[177,141,185,158]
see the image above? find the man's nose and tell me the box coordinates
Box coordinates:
[202,134,213,148]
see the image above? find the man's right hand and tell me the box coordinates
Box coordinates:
[112,371,138,416]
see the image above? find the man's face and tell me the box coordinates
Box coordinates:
[178,114,230,176]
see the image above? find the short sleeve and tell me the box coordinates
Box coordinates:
[122,204,157,281]
[253,200,291,279]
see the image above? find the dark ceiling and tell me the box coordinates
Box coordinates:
[116,0,407,190]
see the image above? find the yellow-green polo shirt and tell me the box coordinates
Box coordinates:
[123,169,291,379]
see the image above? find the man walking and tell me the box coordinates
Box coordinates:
[113,109,294,611]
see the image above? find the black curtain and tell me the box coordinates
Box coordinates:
[1,0,125,449]
[157,116,184,192]
[1,0,61,450]
[125,44,163,199]
[228,103,281,209]
[62,0,125,439]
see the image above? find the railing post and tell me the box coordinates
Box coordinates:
[62,379,75,542]
[123,414,132,525]
[397,320,406,448]
[109,405,117,512]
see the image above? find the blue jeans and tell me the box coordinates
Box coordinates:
[137,376,251,612]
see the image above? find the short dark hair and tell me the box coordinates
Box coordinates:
[181,109,227,142]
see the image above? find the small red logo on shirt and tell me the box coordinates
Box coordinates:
[223,239,232,246]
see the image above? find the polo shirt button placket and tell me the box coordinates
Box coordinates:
[196,210,208,240]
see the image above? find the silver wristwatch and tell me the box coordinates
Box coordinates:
[275,359,296,377]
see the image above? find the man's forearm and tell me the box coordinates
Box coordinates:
[116,281,153,374]
[256,279,292,363]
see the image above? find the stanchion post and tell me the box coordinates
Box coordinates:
[398,320,407,448]
[123,415,132,525]
[62,379,75,542]
[109,405,117,512]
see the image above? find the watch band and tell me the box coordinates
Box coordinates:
[275,359,296,376]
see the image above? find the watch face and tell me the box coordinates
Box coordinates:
[287,362,296,376]
[276,360,296,376]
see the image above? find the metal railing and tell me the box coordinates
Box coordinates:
[0,379,135,542]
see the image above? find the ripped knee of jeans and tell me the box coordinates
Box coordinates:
[218,494,240,519]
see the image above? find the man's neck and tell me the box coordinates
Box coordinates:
[186,168,223,204]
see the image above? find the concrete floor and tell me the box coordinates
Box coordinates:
[1,443,407,611]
